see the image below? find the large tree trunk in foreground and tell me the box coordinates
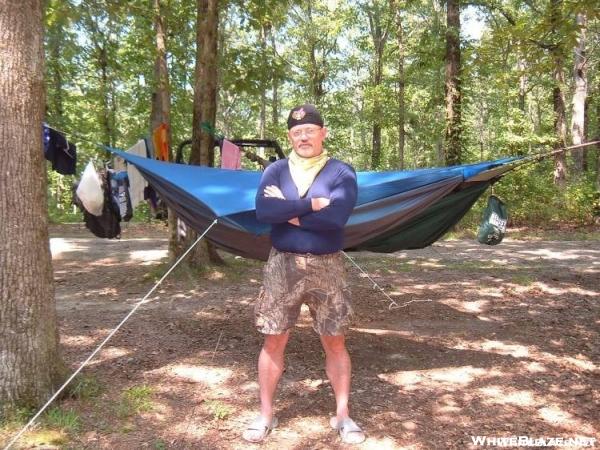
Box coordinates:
[0,0,65,414]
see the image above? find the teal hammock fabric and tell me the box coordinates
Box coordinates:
[110,149,520,260]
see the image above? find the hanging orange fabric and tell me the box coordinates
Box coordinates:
[152,123,169,161]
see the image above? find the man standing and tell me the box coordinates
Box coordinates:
[243,104,365,444]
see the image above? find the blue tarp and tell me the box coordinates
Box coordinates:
[111,150,520,260]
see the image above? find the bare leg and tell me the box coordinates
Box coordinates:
[320,334,351,421]
[258,332,290,421]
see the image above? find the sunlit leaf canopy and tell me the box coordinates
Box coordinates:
[44,0,600,225]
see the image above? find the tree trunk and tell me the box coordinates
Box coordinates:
[48,32,64,125]
[98,44,113,147]
[444,0,461,166]
[390,0,405,169]
[366,4,388,170]
[0,0,65,413]
[371,124,382,169]
[306,4,325,103]
[570,12,587,174]
[518,58,527,112]
[259,24,267,140]
[550,0,567,186]
[189,0,223,266]
[150,0,180,263]
[597,91,600,191]
[271,30,279,131]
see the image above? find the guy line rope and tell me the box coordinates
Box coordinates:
[3,219,218,450]
[5,219,424,449]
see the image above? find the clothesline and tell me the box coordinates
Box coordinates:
[46,123,243,170]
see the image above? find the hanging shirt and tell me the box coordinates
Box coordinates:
[152,123,169,161]
[221,139,242,170]
[43,125,77,175]
[255,158,357,255]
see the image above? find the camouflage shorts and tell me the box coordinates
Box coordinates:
[254,248,353,336]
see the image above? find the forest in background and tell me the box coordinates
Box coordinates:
[44,0,600,227]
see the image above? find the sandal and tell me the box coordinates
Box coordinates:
[242,416,278,443]
[330,416,366,444]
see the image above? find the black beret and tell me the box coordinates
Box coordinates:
[287,104,324,129]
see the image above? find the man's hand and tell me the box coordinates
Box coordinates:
[311,197,330,211]
[264,185,285,199]
[288,217,300,226]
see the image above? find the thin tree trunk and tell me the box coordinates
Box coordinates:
[150,0,180,262]
[306,4,325,103]
[366,3,388,170]
[550,0,567,186]
[99,45,112,147]
[259,24,267,139]
[518,58,527,112]
[444,0,461,166]
[570,12,587,174]
[271,30,279,131]
[597,91,600,192]
[0,0,65,412]
[394,3,405,170]
[48,35,64,124]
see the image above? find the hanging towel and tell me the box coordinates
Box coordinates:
[113,139,148,210]
[221,139,242,170]
[152,123,169,161]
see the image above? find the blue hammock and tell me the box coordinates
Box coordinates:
[111,150,521,260]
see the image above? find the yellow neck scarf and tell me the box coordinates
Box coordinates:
[288,150,330,197]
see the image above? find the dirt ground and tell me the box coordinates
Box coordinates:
[10,223,600,449]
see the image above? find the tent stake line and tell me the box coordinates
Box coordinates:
[342,251,433,309]
[3,219,219,450]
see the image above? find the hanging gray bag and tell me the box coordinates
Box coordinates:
[477,195,508,245]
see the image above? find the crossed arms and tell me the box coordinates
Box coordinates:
[255,164,357,231]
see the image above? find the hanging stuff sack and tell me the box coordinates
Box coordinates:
[76,161,104,216]
[108,169,133,222]
[477,194,508,245]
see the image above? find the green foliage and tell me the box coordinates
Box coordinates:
[153,440,167,450]
[43,0,600,228]
[511,274,535,286]
[117,385,154,418]
[0,406,35,427]
[458,161,598,232]
[44,407,81,432]
[69,375,103,400]
[204,400,233,421]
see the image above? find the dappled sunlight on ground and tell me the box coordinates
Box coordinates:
[32,229,599,449]
[61,334,100,347]
[165,364,233,385]
[538,405,597,435]
[128,249,168,263]
[378,365,503,391]
[441,298,490,313]
[88,346,132,366]
[479,340,530,357]
[478,386,537,407]
[50,237,80,258]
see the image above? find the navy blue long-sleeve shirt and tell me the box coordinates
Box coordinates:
[255,158,358,254]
